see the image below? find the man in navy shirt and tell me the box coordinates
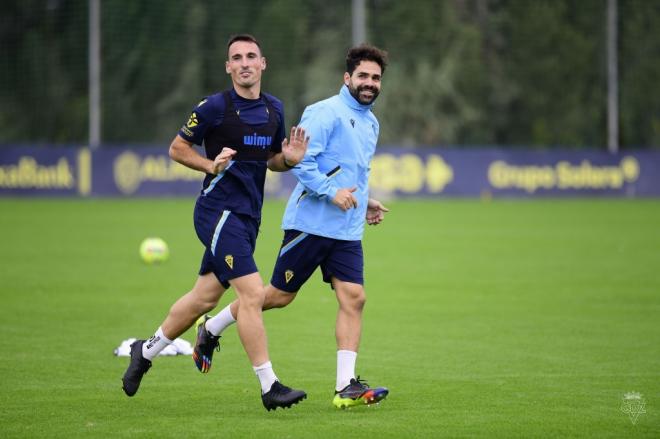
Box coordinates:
[122,34,309,411]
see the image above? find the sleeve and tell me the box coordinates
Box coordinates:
[178,97,218,145]
[292,104,340,200]
[270,98,285,154]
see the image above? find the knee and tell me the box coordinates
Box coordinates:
[238,286,266,310]
[353,289,366,311]
[188,288,222,314]
[341,286,366,312]
[198,297,219,313]
[265,289,296,309]
[172,294,218,316]
[186,274,224,313]
[196,286,223,311]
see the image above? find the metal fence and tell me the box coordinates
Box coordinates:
[1,0,659,149]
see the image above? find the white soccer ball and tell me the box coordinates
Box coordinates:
[139,237,169,264]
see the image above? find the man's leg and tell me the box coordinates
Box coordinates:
[205,228,316,339]
[229,272,269,366]
[332,277,388,408]
[161,272,226,340]
[204,284,297,338]
[333,277,365,389]
[122,273,225,396]
[333,278,365,353]
[193,286,297,374]
[194,285,296,374]
[229,273,306,410]
[195,228,314,372]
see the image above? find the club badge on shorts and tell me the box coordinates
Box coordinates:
[225,255,234,269]
[285,270,294,283]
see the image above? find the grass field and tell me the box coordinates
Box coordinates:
[1,198,659,438]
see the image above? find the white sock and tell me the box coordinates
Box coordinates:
[142,327,173,361]
[205,305,236,336]
[253,361,278,394]
[336,350,357,391]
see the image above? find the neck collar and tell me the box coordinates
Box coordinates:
[232,86,261,101]
[339,85,374,111]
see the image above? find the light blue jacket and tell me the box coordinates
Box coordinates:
[281,85,379,240]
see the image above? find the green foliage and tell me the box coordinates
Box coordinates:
[373,0,485,145]
[496,0,606,148]
[0,0,659,148]
[0,0,88,143]
[619,0,660,147]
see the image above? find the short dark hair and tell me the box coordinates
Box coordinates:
[346,44,388,75]
[226,34,262,56]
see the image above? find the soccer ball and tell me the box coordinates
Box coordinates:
[139,237,169,264]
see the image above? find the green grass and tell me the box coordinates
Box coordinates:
[0,198,659,438]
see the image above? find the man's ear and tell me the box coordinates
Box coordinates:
[225,61,231,74]
[343,72,350,86]
[261,57,267,71]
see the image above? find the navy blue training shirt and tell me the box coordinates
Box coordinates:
[178,88,286,220]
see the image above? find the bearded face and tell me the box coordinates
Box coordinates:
[344,60,382,105]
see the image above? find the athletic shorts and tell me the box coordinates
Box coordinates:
[270,229,364,293]
[194,200,259,288]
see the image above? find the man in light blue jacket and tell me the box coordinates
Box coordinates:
[197,44,390,409]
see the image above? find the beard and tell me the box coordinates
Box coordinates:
[348,83,380,105]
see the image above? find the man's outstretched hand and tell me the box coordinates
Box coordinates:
[366,198,389,225]
[281,126,309,167]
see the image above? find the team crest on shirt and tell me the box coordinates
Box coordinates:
[186,112,199,128]
[285,270,294,283]
[225,255,234,269]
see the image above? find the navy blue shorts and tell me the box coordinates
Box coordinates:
[270,229,364,293]
[194,200,259,288]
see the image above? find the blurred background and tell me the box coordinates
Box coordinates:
[1,0,659,197]
[3,0,660,148]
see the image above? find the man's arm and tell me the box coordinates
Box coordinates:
[288,107,338,194]
[290,106,358,211]
[169,135,236,175]
[267,126,309,172]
